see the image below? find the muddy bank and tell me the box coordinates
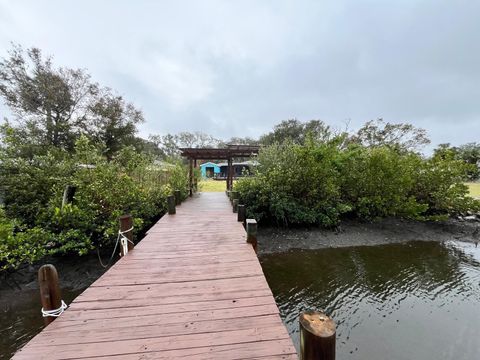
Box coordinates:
[0,253,110,294]
[258,217,480,254]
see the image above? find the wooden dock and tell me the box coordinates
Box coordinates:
[14,192,297,359]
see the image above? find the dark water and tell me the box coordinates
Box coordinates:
[0,287,84,359]
[260,241,480,360]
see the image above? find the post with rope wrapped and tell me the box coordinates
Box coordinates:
[38,264,67,326]
[119,215,134,257]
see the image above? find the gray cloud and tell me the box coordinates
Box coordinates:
[0,0,479,151]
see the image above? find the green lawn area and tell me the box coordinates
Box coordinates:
[199,179,228,192]
[466,182,480,198]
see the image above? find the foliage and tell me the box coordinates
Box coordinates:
[351,118,430,151]
[259,119,332,146]
[235,138,480,226]
[0,137,188,271]
[0,44,142,159]
[434,143,480,180]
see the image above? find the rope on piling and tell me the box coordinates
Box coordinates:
[41,300,68,317]
[97,226,134,268]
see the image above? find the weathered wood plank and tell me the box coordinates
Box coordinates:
[13,192,297,359]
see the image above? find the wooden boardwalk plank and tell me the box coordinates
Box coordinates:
[13,192,297,359]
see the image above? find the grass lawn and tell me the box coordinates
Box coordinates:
[199,179,229,192]
[466,182,480,198]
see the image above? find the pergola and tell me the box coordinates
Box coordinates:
[180,145,260,195]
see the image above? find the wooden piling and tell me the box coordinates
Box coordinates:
[237,204,246,223]
[246,219,258,253]
[167,195,176,215]
[232,199,239,213]
[174,190,182,205]
[61,185,76,209]
[119,215,134,257]
[299,311,336,360]
[38,264,62,326]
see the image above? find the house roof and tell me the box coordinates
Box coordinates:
[199,162,220,168]
[179,145,260,160]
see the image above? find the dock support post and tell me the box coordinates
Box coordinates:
[233,199,239,213]
[174,190,182,205]
[119,215,134,257]
[237,204,246,223]
[189,158,194,196]
[299,311,336,360]
[246,219,257,253]
[61,184,76,210]
[167,195,176,215]
[38,264,63,326]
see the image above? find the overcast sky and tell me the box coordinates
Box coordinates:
[0,0,479,150]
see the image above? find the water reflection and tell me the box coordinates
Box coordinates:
[0,288,83,359]
[260,241,480,360]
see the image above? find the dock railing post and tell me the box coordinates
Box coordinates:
[246,219,258,253]
[299,311,336,360]
[237,204,246,223]
[119,214,134,257]
[233,199,239,213]
[167,195,176,215]
[174,190,182,205]
[38,264,64,326]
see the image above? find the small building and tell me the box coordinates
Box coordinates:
[200,162,221,178]
[216,161,255,179]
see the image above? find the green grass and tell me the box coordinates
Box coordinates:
[466,182,480,198]
[199,179,229,192]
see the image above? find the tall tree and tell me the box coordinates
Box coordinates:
[0,45,97,152]
[352,118,430,151]
[88,92,143,159]
[260,119,331,145]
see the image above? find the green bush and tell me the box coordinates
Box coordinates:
[235,139,480,226]
[0,137,189,271]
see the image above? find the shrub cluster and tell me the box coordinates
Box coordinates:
[235,138,479,226]
[0,137,189,271]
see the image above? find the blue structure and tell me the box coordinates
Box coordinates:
[200,162,221,178]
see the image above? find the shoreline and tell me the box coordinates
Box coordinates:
[258,217,480,254]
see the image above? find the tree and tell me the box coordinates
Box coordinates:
[88,92,143,160]
[260,119,331,145]
[0,45,97,152]
[352,118,430,151]
[433,142,480,179]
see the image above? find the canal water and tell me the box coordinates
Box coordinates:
[260,240,480,360]
[0,287,83,359]
[2,240,479,359]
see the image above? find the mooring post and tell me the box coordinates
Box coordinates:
[167,194,176,215]
[231,190,239,204]
[38,264,63,326]
[237,204,246,223]
[119,214,134,257]
[233,198,239,213]
[61,184,76,210]
[174,190,182,205]
[299,311,336,360]
[246,219,258,253]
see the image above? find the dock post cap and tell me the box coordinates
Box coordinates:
[299,310,336,360]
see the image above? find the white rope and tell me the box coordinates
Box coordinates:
[119,227,134,256]
[97,225,134,268]
[41,300,68,317]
